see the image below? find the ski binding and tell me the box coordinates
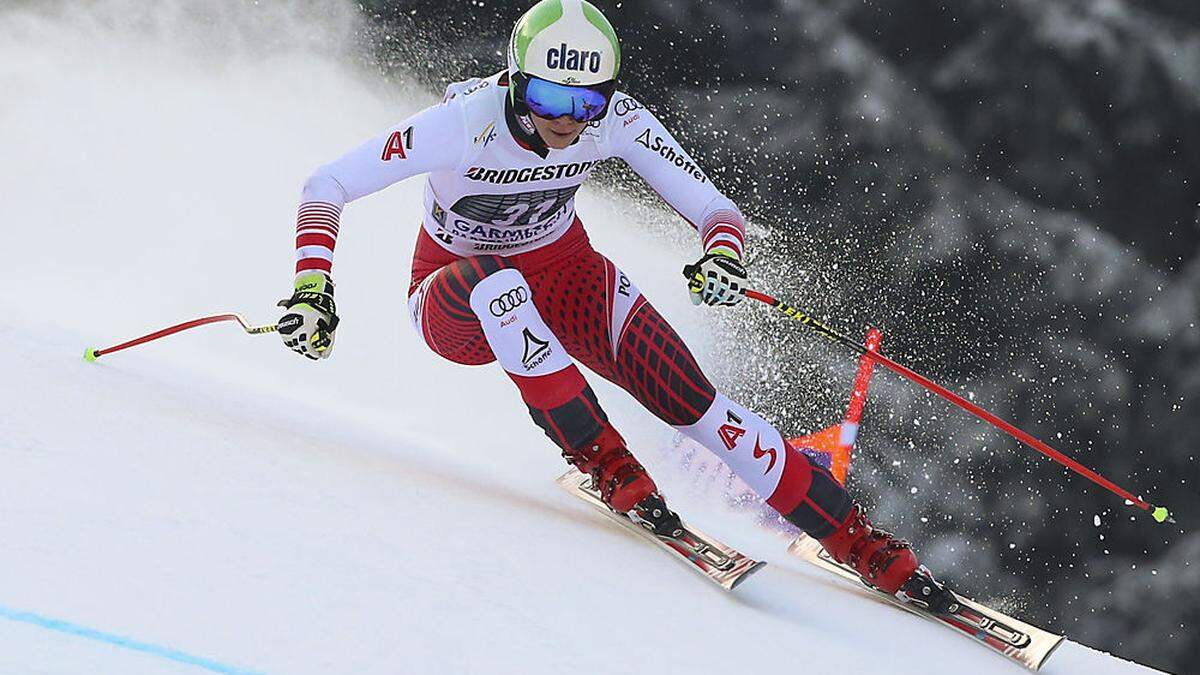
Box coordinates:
[557,468,765,590]
[788,534,1064,671]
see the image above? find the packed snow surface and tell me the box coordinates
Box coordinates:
[0,2,1166,673]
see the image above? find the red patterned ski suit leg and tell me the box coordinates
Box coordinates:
[407,218,853,539]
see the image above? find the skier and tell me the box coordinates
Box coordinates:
[278,0,931,598]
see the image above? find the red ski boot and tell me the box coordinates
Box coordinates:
[819,502,920,595]
[562,424,657,513]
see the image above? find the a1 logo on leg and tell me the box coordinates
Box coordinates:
[718,410,745,450]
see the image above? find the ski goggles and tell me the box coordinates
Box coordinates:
[522,76,616,122]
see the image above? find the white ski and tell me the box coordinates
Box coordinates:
[788,534,1065,671]
[557,469,765,590]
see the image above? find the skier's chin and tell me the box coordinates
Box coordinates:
[532,115,585,149]
[539,127,582,149]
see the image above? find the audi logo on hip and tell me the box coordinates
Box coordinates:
[489,287,529,316]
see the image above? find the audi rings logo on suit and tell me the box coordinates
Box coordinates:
[489,287,529,316]
[613,97,644,117]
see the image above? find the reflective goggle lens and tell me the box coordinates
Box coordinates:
[524,77,612,122]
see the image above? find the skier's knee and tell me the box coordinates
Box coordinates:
[450,255,515,294]
[466,263,533,322]
[432,255,525,320]
[466,264,571,380]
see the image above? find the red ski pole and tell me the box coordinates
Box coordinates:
[84,313,278,362]
[740,288,1174,525]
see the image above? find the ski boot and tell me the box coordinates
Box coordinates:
[818,502,921,595]
[561,423,657,513]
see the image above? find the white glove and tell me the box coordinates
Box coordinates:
[277,272,339,360]
[684,252,748,306]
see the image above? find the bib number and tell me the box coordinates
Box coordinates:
[451,186,580,227]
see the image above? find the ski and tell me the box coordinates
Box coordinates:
[557,468,765,590]
[788,535,1064,671]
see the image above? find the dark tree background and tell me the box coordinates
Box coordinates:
[358,1,1198,670]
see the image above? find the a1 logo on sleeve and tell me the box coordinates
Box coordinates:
[381,126,415,161]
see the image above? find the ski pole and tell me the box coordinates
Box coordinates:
[84,313,277,362]
[738,287,1175,525]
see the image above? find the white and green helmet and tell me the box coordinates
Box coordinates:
[508,0,621,88]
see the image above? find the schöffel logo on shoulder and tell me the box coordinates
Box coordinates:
[546,42,602,73]
[464,161,596,185]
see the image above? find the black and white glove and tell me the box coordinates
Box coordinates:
[683,252,748,306]
[277,272,339,360]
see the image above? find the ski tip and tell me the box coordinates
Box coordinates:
[84,347,99,363]
[1150,506,1172,524]
[730,561,767,590]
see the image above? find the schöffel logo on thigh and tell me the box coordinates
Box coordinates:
[521,328,552,370]
[489,287,529,317]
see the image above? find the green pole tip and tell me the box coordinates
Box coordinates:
[1151,506,1171,524]
[84,347,98,362]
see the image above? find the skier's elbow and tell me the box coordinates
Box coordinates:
[300,168,349,207]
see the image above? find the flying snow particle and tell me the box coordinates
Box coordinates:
[1093,515,1101,527]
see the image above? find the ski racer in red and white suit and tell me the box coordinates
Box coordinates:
[279,71,922,594]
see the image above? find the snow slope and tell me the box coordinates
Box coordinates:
[0,2,1167,673]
